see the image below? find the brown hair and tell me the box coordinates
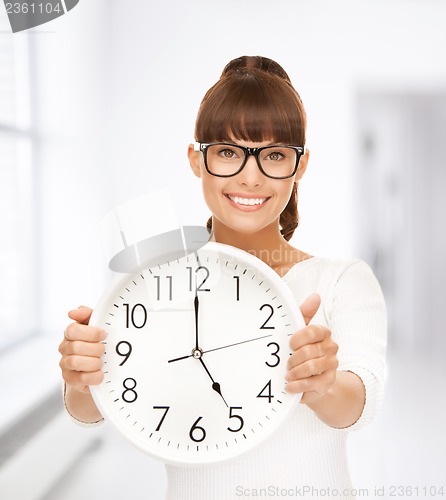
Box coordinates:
[196,55,307,241]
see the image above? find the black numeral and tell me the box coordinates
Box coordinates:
[153,406,170,431]
[122,378,138,403]
[187,266,210,292]
[265,342,280,367]
[154,275,173,301]
[259,304,275,329]
[196,266,210,292]
[227,407,244,432]
[233,276,240,301]
[124,303,147,329]
[116,341,132,366]
[257,380,274,403]
[189,416,206,442]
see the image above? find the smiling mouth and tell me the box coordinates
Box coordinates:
[225,194,270,206]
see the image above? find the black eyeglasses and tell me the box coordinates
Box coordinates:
[194,142,305,179]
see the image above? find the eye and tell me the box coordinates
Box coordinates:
[265,150,285,161]
[218,148,239,160]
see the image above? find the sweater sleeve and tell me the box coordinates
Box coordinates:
[328,260,387,431]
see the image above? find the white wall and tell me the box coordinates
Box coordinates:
[28,0,446,337]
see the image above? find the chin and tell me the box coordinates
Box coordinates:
[216,215,273,237]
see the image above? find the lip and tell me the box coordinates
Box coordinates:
[224,193,271,212]
[224,192,271,199]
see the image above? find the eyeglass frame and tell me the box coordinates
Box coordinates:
[193,141,306,180]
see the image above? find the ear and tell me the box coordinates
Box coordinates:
[188,143,202,178]
[295,148,310,181]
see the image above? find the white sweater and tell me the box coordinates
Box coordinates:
[165,257,387,500]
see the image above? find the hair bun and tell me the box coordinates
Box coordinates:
[221,56,292,84]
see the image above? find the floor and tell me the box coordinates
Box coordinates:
[43,349,446,500]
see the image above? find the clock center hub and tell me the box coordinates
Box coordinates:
[192,347,204,359]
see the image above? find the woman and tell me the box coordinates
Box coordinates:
[59,56,386,499]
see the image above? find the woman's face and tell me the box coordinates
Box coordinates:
[188,138,308,238]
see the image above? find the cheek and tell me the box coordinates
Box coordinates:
[201,174,225,208]
[276,181,296,212]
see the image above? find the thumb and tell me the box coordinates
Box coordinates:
[68,305,93,325]
[300,293,321,325]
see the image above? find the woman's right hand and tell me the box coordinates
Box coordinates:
[59,306,107,395]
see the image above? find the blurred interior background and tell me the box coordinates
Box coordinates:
[1,1,445,499]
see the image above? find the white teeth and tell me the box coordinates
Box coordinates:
[227,195,268,206]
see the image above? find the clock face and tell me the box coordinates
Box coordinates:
[90,242,304,465]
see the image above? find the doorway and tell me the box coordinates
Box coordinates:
[355,91,446,357]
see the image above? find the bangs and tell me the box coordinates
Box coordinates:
[195,71,306,146]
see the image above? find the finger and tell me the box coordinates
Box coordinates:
[63,369,104,390]
[286,355,338,381]
[68,306,93,325]
[64,322,107,342]
[63,340,106,358]
[287,341,324,369]
[299,293,321,325]
[289,324,328,351]
[288,336,338,367]
[58,338,68,355]
[60,355,104,373]
[285,370,336,395]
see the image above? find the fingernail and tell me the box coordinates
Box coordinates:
[99,330,108,340]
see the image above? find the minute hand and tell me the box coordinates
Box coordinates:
[194,291,199,350]
[203,333,274,355]
[167,333,274,363]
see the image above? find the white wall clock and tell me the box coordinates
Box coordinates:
[90,241,304,465]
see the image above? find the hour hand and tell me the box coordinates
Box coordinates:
[198,358,228,407]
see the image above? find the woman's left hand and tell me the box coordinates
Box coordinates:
[286,294,339,404]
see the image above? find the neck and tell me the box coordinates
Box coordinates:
[209,217,300,270]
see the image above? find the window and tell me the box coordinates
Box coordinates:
[0,22,36,350]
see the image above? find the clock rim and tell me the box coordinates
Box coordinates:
[89,241,304,466]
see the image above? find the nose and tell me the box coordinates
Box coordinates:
[237,155,264,187]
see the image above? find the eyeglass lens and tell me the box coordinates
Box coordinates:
[206,144,298,178]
